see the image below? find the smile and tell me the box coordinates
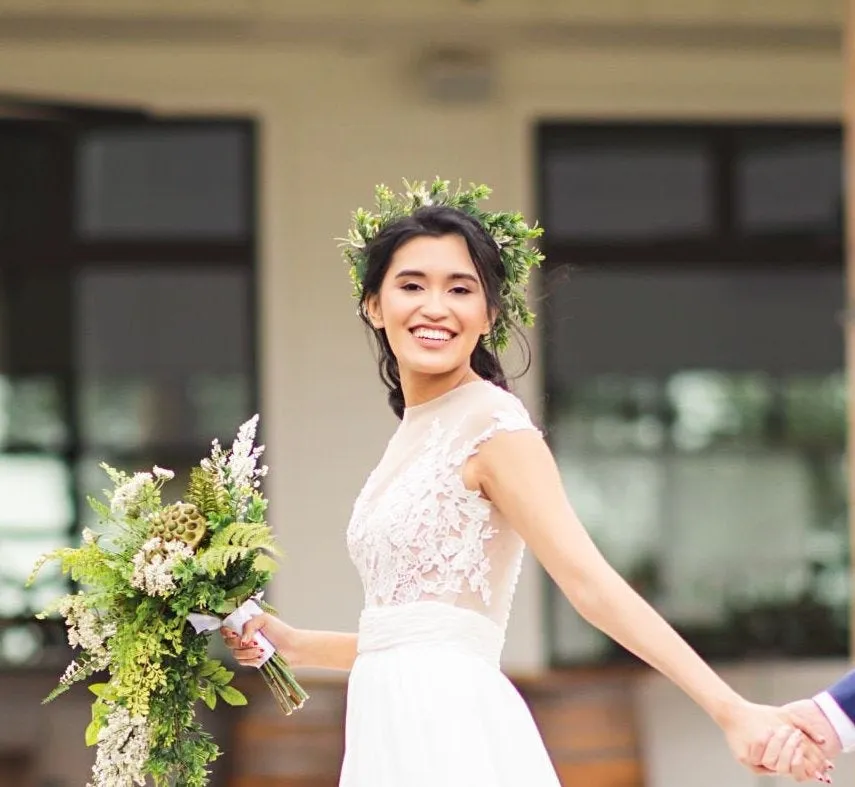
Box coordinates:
[411,327,455,343]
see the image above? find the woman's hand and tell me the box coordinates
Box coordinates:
[721,700,832,782]
[220,612,302,668]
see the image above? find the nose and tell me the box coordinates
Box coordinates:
[420,288,450,321]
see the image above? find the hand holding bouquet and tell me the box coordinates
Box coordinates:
[28,415,308,787]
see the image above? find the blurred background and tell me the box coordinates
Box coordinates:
[0,1,851,786]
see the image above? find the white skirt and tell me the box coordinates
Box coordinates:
[340,602,561,787]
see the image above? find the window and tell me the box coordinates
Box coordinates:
[0,112,257,667]
[539,123,846,664]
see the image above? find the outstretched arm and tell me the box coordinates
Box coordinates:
[471,429,830,779]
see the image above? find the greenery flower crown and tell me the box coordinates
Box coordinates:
[339,178,545,351]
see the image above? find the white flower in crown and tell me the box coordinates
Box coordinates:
[406,184,434,207]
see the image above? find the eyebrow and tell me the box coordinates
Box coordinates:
[394,269,481,285]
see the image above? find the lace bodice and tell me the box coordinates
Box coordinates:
[346,380,541,632]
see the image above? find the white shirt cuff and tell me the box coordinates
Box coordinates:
[814,691,855,753]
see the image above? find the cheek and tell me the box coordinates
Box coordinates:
[377,288,411,330]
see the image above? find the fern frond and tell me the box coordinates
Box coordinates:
[28,543,119,589]
[197,522,278,578]
[207,522,278,554]
[185,466,231,521]
[195,546,251,577]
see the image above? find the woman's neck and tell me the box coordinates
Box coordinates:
[399,367,481,409]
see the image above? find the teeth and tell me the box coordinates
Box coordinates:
[413,328,453,341]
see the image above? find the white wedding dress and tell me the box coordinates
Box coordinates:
[342,380,561,786]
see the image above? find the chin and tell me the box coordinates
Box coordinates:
[398,354,468,378]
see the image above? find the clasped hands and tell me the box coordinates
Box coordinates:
[726,699,840,783]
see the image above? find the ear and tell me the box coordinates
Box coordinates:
[482,306,498,337]
[365,294,384,330]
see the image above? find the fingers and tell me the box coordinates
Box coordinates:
[760,727,804,773]
[795,719,828,747]
[774,736,834,784]
[775,729,803,775]
[219,626,264,667]
[747,727,775,767]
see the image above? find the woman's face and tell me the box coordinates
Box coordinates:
[366,234,492,382]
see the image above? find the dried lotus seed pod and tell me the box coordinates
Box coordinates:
[149,502,207,549]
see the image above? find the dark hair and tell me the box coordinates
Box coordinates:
[358,205,530,419]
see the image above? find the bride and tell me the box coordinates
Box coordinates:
[222,180,830,786]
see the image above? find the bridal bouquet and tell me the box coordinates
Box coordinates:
[28,415,308,787]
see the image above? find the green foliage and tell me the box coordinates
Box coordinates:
[339,177,545,351]
[196,522,278,578]
[29,415,296,787]
[28,541,121,590]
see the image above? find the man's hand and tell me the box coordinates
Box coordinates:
[721,700,831,781]
[750,700,841,782]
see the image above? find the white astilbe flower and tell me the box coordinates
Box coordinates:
[227,414,267,491]
[129,538,194,598]
[228,415,258,484]
[152,465,175,481]
[86,704,150,787]
[82,527,98,545]
[110,472,153,516]
[59,659,82,686]
[56,594,115,669]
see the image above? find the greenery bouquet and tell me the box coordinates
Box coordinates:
[28,415,308,787]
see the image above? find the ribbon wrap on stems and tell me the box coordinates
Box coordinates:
[188,599,309,714]
[189,600,275,667]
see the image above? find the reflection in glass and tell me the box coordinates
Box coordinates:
[0,376,67,450]
[75,268,252,451]
[76,126,249,239]
[0,623,43,666]
[544,145,713,241]
[0,455,73,532]
[0,534,71,617]
[549,372,849,664]
[737,139,841,234]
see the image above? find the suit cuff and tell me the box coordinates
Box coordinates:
[814,691,855,752]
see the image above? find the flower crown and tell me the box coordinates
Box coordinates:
[339,178,545,351]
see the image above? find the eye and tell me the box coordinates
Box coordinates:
[400,282,423,291]
[450,286,472,295]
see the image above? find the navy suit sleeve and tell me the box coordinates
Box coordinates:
[827,669,855,722]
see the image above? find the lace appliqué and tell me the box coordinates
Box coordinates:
[347,408,539,609]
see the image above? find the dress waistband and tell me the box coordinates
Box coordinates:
[357,602,505,667]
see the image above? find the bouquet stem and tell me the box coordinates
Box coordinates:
[261,653,309,714]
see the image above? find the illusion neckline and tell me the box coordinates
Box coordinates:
[402,379,490,420]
